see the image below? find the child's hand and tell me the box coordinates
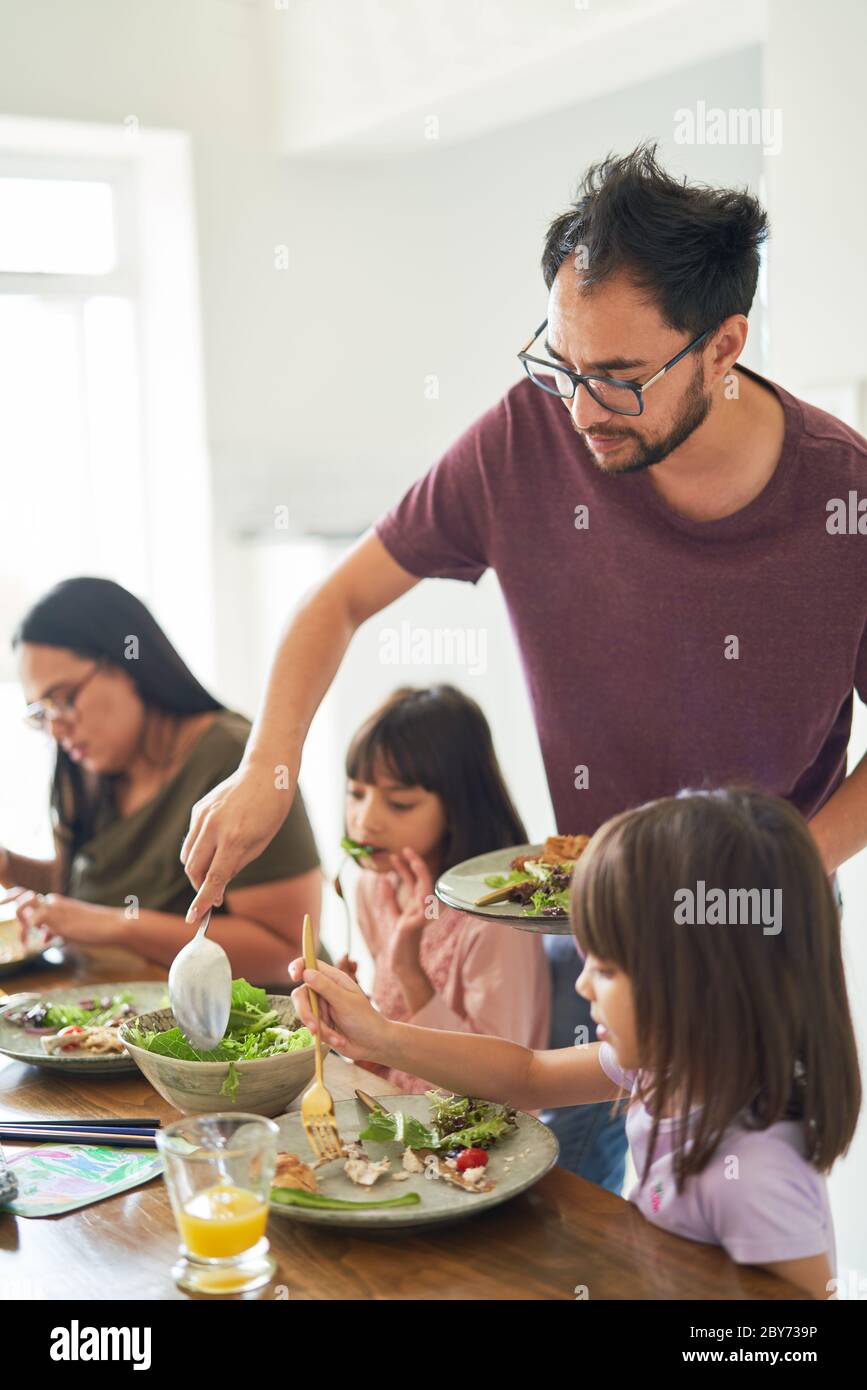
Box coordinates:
[335,954,359,981]
[289,957,388,1059]
[375,847,435,935]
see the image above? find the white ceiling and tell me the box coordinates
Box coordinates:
[266,0,767,158]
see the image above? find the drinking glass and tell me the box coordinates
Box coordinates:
[156,1112,279,1295]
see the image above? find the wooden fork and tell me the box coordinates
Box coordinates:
[299,913,343,1162]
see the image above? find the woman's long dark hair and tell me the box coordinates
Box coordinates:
[346,685,527,871]
[13,577,223,854]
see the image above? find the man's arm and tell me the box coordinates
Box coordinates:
[809,745,867,874]
[181,531,420,920]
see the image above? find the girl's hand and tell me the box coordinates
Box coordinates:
[375,847,434,936]
[335,953,359,981]
[15,892,121,947]
[288,957,390,1060]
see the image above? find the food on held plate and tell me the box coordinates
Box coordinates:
[482,833,590,917]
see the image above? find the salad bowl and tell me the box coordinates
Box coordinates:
[120,992,316,1117]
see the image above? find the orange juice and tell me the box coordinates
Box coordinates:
[178,1183,268,1259]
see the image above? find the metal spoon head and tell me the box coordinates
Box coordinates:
[168,913,232,1053]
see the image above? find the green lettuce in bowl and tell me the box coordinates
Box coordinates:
[120,979,315,1115]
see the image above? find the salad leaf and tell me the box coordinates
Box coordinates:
[122,1024,232,1061]
[221,1060,240,1103]
[483,869,529,889]
[27,990,137,1031]
[122,978,314,1101]
[358,1109,438,1151]
[529,888,570,915]
[359,1094,517,1153]
[425,1092,518,1146]
[341,835,375,863]
[433,1115,515,1149]
[271,1187,420,1212]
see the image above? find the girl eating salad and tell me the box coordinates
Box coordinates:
[336,684,550,1094]
[291,787,861,1300]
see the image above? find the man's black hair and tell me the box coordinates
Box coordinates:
[541,142,769,334]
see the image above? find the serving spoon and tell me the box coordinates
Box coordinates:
[168,909,232,1053]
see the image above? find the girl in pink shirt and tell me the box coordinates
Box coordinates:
[337,684,549,1094]
[293,787,861,1301]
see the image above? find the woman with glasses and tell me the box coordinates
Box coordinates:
[0,577,322,984]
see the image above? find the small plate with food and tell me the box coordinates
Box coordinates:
[0,981,170,1073]
[269,1090,559,1229]
[435,835,591,934]
[0,910,63,979]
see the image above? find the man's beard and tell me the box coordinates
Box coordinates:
[585,359,711,476]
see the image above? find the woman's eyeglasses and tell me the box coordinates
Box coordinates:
[517,318,715,416]
[23,662,102,731]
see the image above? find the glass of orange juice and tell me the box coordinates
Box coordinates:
[156,1113,279,1295]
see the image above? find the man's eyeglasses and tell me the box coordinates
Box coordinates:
[517,319,715,416]
[24,662,102,731]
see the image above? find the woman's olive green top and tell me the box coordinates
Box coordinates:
[60,710,320,918]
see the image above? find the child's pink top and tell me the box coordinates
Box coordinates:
[599,1042,836,1274]
[354,869,551,1094]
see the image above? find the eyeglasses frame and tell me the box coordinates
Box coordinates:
[517,318,716,415]
[24,660,103,731]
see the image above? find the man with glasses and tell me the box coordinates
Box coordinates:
[182,144,867,1195]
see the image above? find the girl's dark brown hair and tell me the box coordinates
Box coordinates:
[346,685,527,871]
[571,787,861,1193]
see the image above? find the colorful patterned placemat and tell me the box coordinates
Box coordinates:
[0,1143,164,1217]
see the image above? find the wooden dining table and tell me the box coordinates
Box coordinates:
[0,946,809,1301]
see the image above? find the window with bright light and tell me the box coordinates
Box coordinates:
[0,176,116,274]
[0,168,146,860]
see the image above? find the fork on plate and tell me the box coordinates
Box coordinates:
[299,913,343,1162]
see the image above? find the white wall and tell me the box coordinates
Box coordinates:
[764,0,867,391]
[760,0,867,1285]
[226,43,766,542]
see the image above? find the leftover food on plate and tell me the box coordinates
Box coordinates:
[1,989,141,1035]
[271,1092,517,1212]
[40,1024,128,1056]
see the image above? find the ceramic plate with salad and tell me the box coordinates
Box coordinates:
[269,1091,559,1229]
[0,981,169,1073]
[434,836,590,935]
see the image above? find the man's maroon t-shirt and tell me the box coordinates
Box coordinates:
[374,363,867,835]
